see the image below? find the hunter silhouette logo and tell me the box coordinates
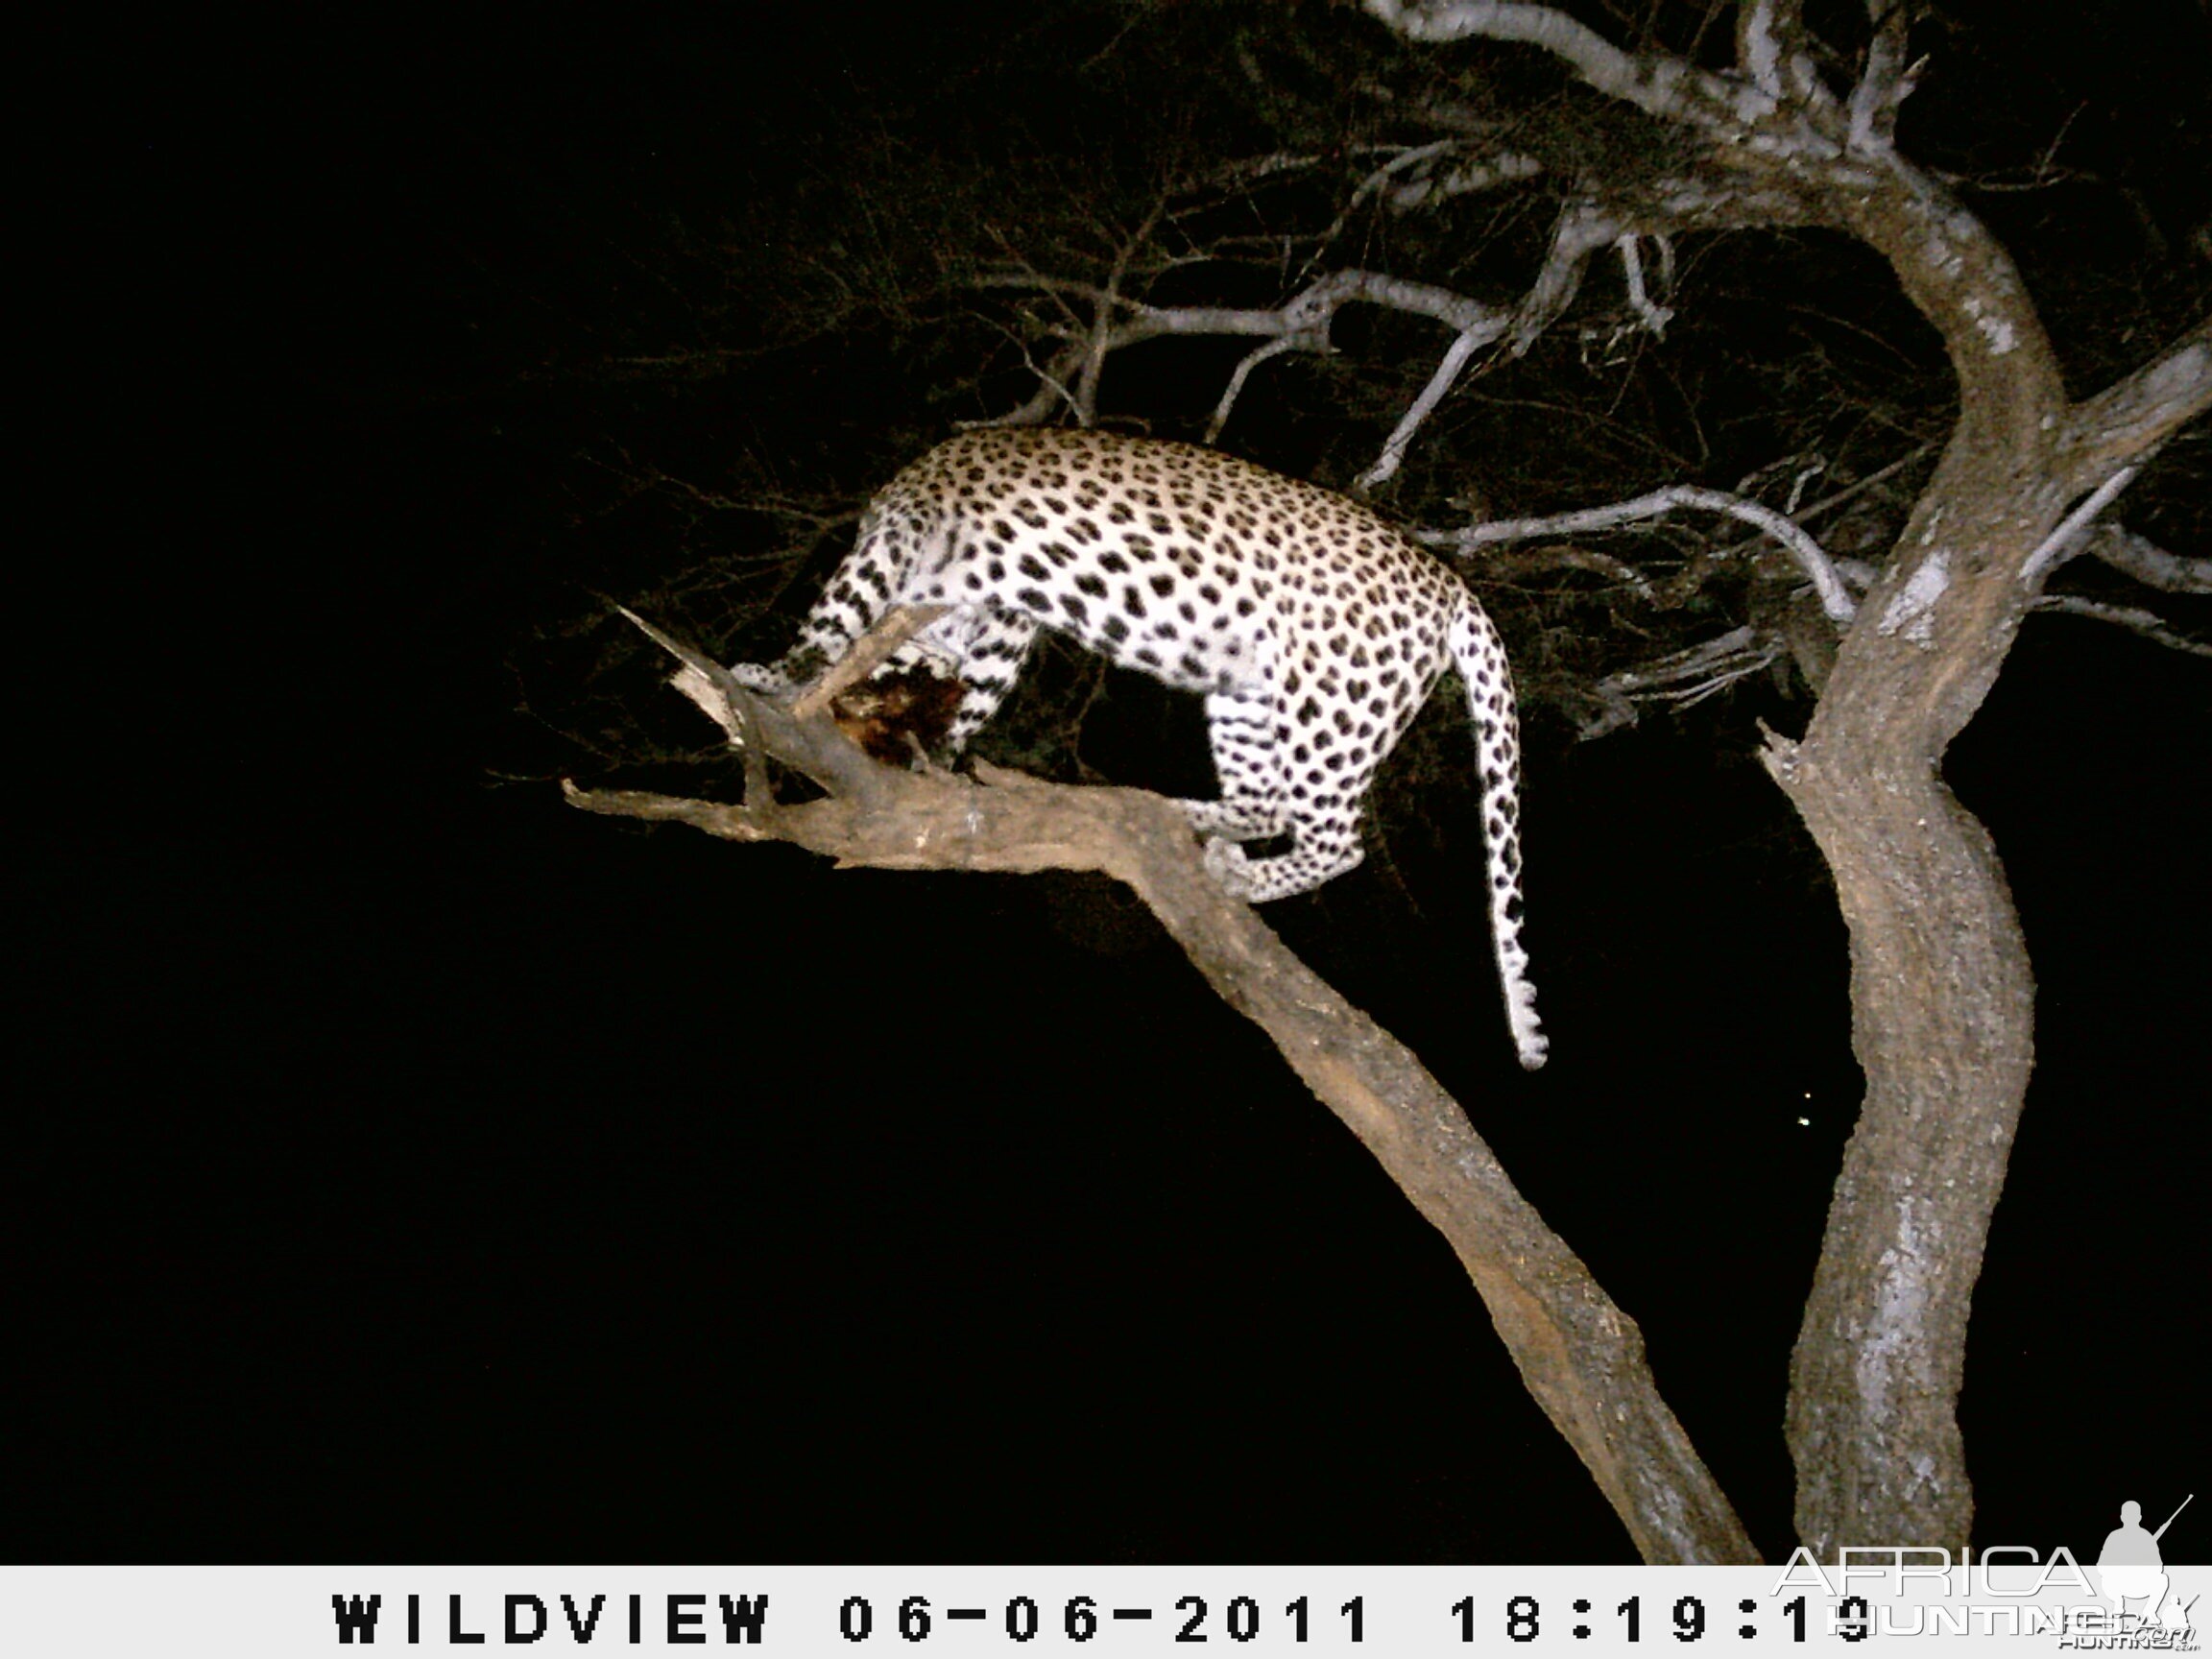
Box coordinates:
[2096,1494,2194,1631]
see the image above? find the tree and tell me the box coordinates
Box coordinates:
[547,0,2208,1560]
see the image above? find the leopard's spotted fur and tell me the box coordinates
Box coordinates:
[732,428,1547,1067]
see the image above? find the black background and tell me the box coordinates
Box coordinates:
[20,4,2208,1565]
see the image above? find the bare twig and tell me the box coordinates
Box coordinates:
[1485,542,1659,600]
[1206,336,1307,445]
[1357,323,1511,490]
[1615,235,1674,335]
[1074,196,1171,425]
[2084,523,2212,594]
[1425,484,1858,622]
[968,340,1088,429]
[1782,445,1934,529]
[2020,466,2141,587]
[979,265,1516,461]
[1581,624,1786,739]
[1512,201,1624,354]
[1846,1,1917,155]
[1356,202,1671,486]
[976,266,1504,352]
[1382,149,1544,211]
[2032,596,2212,658]
[1310,139,1457,255]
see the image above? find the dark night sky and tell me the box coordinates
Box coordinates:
[21,4,2209,1565]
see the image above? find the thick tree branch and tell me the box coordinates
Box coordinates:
[2058,317,2212,490]
[574,612,1760,1564]
[1366,1,1728,125]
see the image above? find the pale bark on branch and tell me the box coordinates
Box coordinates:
[567,611,1760,1565]
[2084,524,2212,595]
[2056,318,2212,491]
[972,267,1512,449]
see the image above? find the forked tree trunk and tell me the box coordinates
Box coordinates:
[1762,147,2212,1553]
[1763,440,2051,1558]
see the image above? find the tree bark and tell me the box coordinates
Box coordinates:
[1760,449,2047,1559]
[1766,169,2207,1564]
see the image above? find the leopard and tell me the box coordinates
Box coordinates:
[729,427,1547,1069]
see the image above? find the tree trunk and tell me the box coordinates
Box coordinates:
[1762,437,2053,1558]
[1359,0,2209,1559]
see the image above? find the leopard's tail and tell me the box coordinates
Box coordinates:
[1449,594,1548,1070]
